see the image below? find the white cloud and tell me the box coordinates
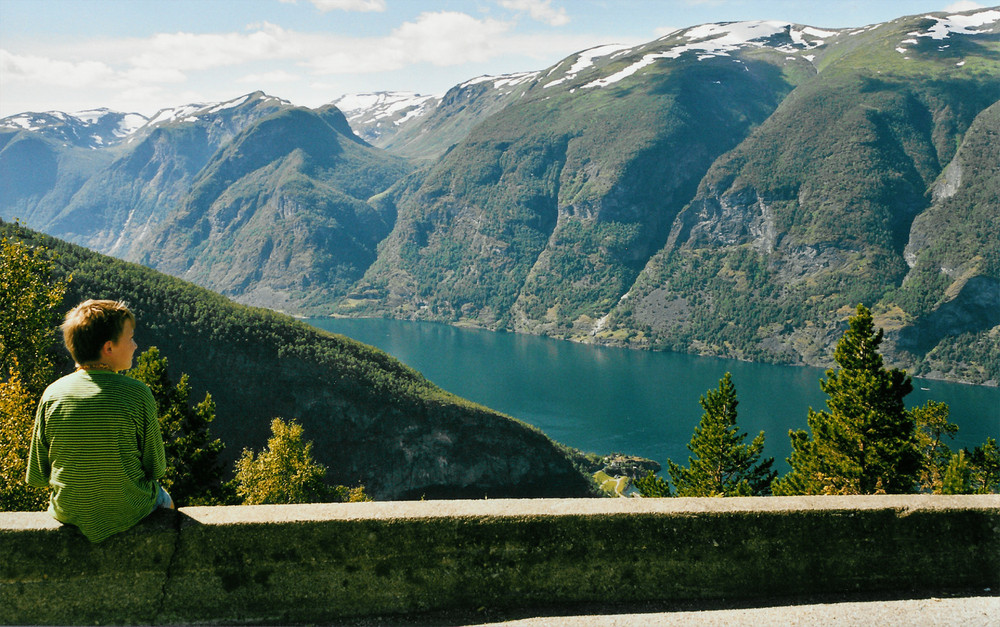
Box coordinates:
[944,1,986,12]
[0,7,602,116]
[306,11,513,73]
[279,0,386,10]
[1,49,116,87]
[237,70,302,83]
[128,23,298,73]
[499,0,570,26]
[312,0,386,12]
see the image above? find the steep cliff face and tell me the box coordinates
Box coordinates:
[884,101,1000,382]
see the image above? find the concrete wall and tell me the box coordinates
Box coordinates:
[2,495,998,625]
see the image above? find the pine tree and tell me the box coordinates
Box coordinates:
[666,373,776,497]
[967,438,1000,494]
[128,347,228,505]
[942,450,973,494]
[634,471,671,497]
[774,304,921,495]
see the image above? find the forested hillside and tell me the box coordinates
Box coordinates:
[1,8,998,384]
[0,220,596,499]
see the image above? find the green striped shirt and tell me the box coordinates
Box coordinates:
[27,369,166,543]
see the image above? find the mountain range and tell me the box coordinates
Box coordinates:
[2,7,998,385]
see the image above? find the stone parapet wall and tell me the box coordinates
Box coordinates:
[2,495,998,625]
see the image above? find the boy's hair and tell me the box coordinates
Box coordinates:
[62,300,135,365]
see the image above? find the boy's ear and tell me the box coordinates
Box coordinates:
[100,340,115,357]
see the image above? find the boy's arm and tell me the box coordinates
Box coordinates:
[139,387,167,480]
[25,403,50,488]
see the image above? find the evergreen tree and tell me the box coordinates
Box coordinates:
[666,373,776,497]
[967,438,1000,494]
[942,450,973,495]
[634,471,671,497]
[774,304,921,495]
[128,347,228,505]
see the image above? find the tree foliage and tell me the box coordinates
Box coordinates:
[633,471,671,498]
[942,450,973,495]
[127,347,229,506]
[0,235,68,393]
[912,400,959,493]
[234,418,329,505]
[665,372,776,497]
[0,370,49,511]
[0,236,67,511]
[774,304,921,495]
[966,438,1000,494]
[234,417,371,505]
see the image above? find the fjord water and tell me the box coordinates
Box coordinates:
[309,318,999,470]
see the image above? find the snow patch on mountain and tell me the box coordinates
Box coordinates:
[144,93,292,129]
[896,8,1000,55]
[916,9,1000,39]
[461,71,539,92]
[542,44,634,89]
[147,103,209,127]
[1,108,151,148]
[581,21,830,89]
[333,91,441,131]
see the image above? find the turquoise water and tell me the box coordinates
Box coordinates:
[308,318,1000,470]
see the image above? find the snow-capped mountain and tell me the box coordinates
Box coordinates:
[330,92,440,145]
[142,93,293,130]
[0,93,296,149]
[0,109,147,149]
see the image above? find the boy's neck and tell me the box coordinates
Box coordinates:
[78,363,117,373]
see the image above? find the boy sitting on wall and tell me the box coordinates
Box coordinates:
[27,299,173,542]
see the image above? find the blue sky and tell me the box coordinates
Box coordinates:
[0,0,990,117]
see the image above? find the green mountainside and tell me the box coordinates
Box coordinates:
[0,219,595,499]
[609,15,1000,383]
[342,12,1000,384]
[344,32,809,332]
[132,105,412,311]
[2,93,291,252]
[1,9,998,385]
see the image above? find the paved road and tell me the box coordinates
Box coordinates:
[339,594,998,626]
[470,596,999,626]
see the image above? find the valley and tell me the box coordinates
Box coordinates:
[2,8,998,386]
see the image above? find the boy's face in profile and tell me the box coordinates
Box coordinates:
[106,319,138,372]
